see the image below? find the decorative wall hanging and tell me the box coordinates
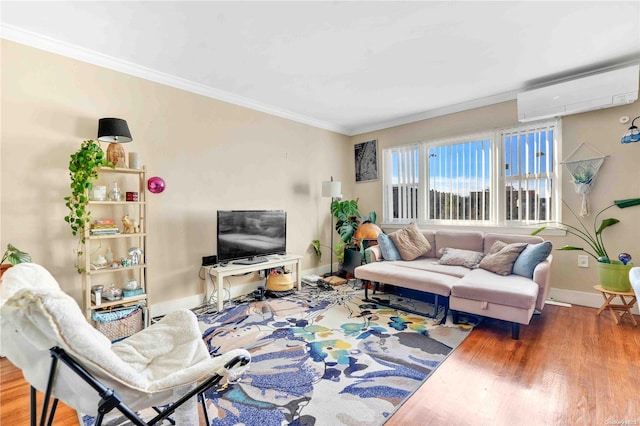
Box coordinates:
[354,139,378,183]
[147,176,166,194]
[562,142,608,216]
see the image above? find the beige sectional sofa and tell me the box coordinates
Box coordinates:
[354,229,552,339]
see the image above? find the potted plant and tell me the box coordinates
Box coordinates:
[64,139,114,272]
[331,199,381,274]
[331,198,379,244]
[311,241,345,264]
[533,197,640,291]
[1,244,32,277]
[330,199,362,244]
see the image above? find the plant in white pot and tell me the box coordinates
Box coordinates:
[533,197,640,291]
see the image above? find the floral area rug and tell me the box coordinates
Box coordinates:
[198,284,477,425]
[81,284,478,425]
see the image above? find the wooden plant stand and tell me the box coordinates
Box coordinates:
[594,285,638,326]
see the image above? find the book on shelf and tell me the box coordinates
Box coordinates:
[123,288,144,298]
[90,222,120,236]
[91,224,119,230]
[90,229,120,236]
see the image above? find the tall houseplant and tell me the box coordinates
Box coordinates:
[330,199,377,244]
[312,199,377,272]
[64,139,113,272]
[533,197,640,291]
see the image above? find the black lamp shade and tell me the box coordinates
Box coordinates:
[97,118,132,143]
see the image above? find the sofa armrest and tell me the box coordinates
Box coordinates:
[365,245,383,262]
[532,255,553,311]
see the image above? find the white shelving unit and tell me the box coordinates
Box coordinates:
[82,166,148,323]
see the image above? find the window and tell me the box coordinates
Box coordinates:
[427,137,491,222]
[383,120,559,226]
[502,122,557,223]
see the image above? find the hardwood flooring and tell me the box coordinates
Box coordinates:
[1,304,638,426]
[387,303,640,426]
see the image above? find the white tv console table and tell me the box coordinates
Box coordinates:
[207,253,303,312]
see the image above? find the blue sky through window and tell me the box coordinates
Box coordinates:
[391,131,553,196]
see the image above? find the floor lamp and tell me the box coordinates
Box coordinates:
[322,177,342,277]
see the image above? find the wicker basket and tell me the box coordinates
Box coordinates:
[266,273,294,291]
[94,307,143,342]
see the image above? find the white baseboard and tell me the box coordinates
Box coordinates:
[547,287,639,315]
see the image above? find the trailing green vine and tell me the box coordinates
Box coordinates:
[64,139,113,272]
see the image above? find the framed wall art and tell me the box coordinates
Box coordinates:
[354,139,378,183]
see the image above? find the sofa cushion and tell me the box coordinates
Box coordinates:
[354,261,456,297]
[419,230,437,258]
[452,269,538,309]
[388,223,432,261]
[512,241,553,279]
[388,258,471,278]
[478,241,527,276]
[435,231,484,259]
[377,233,402,261]
[438,248,485,268]
[483,233,543,253]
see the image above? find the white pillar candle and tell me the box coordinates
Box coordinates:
[129,152,141,169]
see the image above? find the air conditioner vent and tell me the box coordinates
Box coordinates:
[517,65,639,122]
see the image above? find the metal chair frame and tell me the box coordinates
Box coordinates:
[30,346,250,426]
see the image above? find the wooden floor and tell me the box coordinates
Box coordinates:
[1,303,638,426]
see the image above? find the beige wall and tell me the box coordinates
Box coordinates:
[349,99,640,296]
[0,40,353,307]
[2,38,639,309]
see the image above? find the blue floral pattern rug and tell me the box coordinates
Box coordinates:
[197,285,477,425]
[80,285,477,425]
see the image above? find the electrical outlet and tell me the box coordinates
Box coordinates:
[577,255,589,268]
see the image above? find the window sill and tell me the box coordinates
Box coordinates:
[379,222,566,237]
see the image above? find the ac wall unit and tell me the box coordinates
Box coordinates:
[517,64,639,122]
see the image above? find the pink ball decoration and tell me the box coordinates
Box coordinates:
[147,176,166,194]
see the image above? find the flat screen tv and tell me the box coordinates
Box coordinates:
[216,210,287,265]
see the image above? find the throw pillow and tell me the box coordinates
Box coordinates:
[478,240,528,276]
[438,248,485,268]
[377,233,402,261]
[512,241,553,278]
[387,223,432,261]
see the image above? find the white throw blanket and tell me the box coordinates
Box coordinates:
[1,263,250,417]
[630,267,640,299]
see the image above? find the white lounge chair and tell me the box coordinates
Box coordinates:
[0,263,250,425]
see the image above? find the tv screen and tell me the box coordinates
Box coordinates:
[217,210,287,264]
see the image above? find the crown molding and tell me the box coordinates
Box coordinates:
[0,23,352,136]
[349,91,520,136]
[12,23,625,138]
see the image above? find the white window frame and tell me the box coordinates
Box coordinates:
[381,120,561,228]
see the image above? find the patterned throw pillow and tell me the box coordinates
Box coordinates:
[478,240,528,276]
[438,248,485,268]
[387,223,432,261]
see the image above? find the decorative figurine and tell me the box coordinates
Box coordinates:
[128,247,144,265]
[122,214,139,234]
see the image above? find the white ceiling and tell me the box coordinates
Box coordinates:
[2,1,640,135]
